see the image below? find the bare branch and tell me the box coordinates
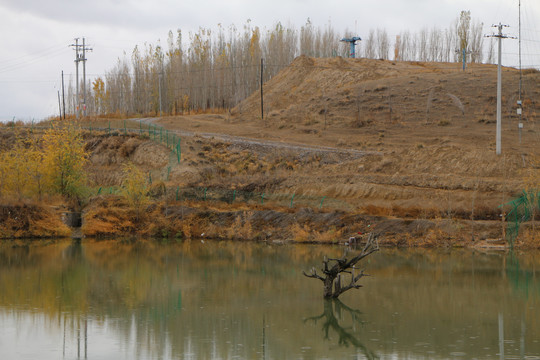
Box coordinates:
[302,268,325,282]
[303,233,379,298]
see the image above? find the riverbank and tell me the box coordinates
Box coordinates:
[0,200,71,239]
[0,124,537,248]
[1,56,538,247]
[1,196,537,249]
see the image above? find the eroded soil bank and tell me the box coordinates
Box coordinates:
[0,127,537,248]
[2,196,535,249]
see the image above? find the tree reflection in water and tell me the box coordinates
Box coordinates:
[305,299,378,359]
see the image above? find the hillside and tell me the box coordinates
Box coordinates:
[2,56,538,245]
[233,56,540,136]
[144,56,540,243]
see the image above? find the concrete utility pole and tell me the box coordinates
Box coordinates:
[70,37,92,117]
[518,0,523,144]
[72,38,80,118]
[82,37,91,117]
[486,24,514,155]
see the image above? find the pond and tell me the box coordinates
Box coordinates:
[0,240,539,359]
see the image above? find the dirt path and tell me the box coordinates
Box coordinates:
[137,117,380,160]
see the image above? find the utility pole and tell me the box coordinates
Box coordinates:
[72,38,80,118]
[518,0,523,144]
[61,71,66,119]
[158,71,163,116]
[260,57,264,120]
[70,37,92,118]
[82,38,89,116]
[57,90,62,119]
[486,23,515,155]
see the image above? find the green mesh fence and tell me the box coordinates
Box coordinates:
[85,121,183,164]
[504,190,539,247]
[7,122,351,211]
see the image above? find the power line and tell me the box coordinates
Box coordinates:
[0,45,68,74]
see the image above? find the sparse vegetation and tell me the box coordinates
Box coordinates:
[121,162,149,220]
[1,50,538,246]
[0,123,88,204]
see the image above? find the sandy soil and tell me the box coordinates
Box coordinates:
[145,57,539,222]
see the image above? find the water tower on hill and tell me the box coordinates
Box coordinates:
[340,36,362,58]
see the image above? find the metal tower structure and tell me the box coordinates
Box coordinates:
[340,37,362,58]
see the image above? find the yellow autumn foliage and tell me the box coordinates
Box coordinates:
[0,123,88,202]
[41,123,88,200]
[121,161,149,218]
[0,135,45,200]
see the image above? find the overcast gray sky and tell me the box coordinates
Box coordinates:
[0,0,538,121]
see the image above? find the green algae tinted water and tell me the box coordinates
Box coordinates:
[0,240,539,359]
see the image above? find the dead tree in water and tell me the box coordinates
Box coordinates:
[303,233,379,299]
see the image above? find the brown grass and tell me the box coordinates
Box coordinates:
[5,57,539,247]
[226,211,253,240]
[0,199,71,238]
[82,196,137,237]
[517,227,540,249]
[290,223,311,242]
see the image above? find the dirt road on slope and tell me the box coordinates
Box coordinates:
[137,116,381,160]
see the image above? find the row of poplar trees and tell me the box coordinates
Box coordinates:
[68,12,487,117]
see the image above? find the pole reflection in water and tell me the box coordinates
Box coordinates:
[0,240,539,359]
[499,313,504,360]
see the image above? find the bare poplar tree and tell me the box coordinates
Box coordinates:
[394,35,401,61]
[418,28,428,61]
[320,22,339,57]
[443,28,455,62]
[320,22,335,57]
[376,28,390,59]
[457,10,471,63]
[486,37,495,64]
[300,18,315,56]
[399,31,413,61]
[88,14,493,116]
[429,27,442,61]
[363,29,376,59]
[469,20,484,63]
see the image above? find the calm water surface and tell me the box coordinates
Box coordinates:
[0,240,539,359]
